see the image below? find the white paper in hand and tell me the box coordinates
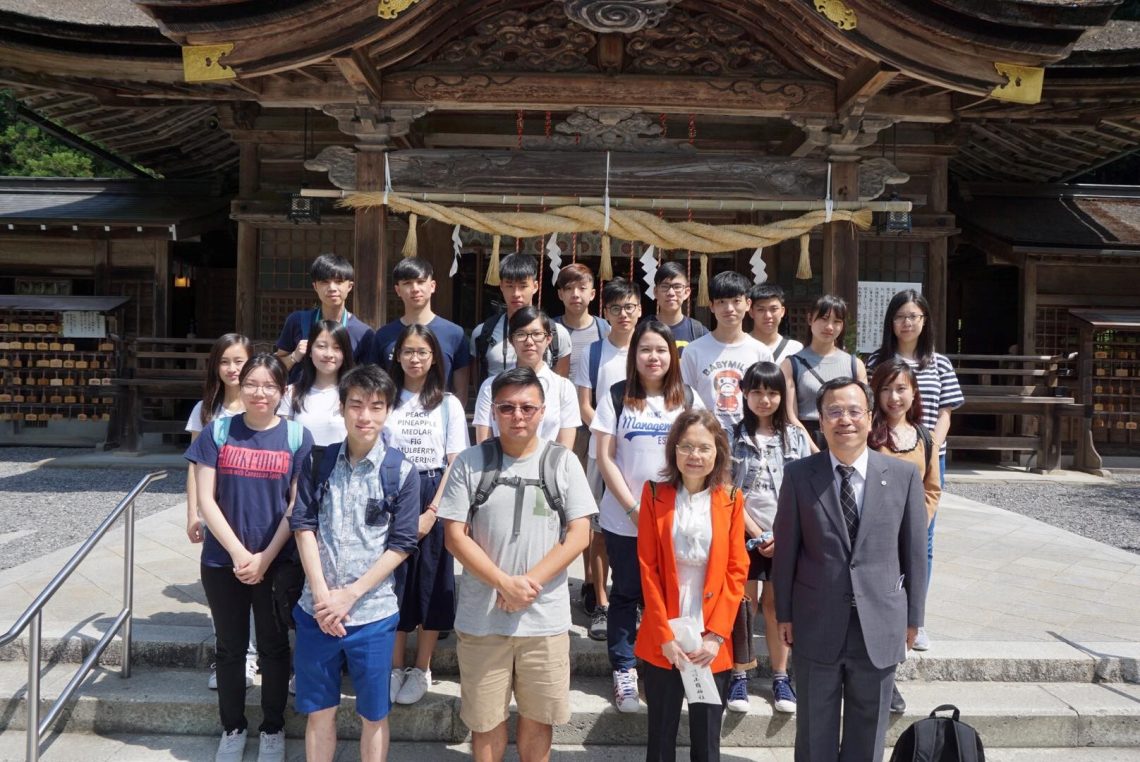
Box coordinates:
[668,616,722,706]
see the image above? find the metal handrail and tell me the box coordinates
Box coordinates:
[0,470,167,762]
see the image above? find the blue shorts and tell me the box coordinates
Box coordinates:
[293,606,399,722]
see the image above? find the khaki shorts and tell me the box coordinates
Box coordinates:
[456,631,571,732]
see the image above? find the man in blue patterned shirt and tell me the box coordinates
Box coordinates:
[291,365,420,762]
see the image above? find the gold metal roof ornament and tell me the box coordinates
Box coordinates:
[378,0,422,19]
[815,0,856,31]
[991,63,1044,105]
[182,43,235,82]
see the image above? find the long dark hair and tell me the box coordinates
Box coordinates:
[806,294,849,347]
[659,409,731,491]
[623,320,685,412]
[739,361,791,451]
[876,289,935,369]
[390,323,446,412]
[200,333,252,427]
[292,319,354,415]
[868,359,925,450]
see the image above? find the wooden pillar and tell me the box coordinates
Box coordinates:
[928,238,948,352]
[822,160,859,344]
[153,241,170,337]
[927,158,949,351]
[1019,259,1038,355]
[235,142,259,337]
[354,149,388,328]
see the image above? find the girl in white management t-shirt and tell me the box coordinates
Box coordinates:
[473,306,581,447]
[385,324,469,706]
[591,320,701,713]
[283,320,352,473]
[184,332,255,691]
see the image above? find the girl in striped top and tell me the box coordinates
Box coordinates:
[866,289,963,652]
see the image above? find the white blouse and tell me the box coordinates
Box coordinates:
[672,486,712,628]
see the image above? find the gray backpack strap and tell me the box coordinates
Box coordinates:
[538,441,569,542]
[469,438,504,524]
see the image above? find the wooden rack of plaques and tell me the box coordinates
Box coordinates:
[1068,309,1140,473]
[0,310,116,425]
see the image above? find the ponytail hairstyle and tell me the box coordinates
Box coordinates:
[390,323,447,412]
[292,319,354,415]
[201,333,252,427]
[739,361,791,451]
[868,359,925,450]
[623,320,685,412]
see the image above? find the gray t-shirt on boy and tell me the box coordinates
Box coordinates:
[437,442,598,637]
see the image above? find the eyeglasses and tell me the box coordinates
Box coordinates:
[656,282,688,293]
[241,383,281,395]
[606,303,640,316]
[510,330,550,344]
[676,443,715,457]
[399,348,433,360]
[493,402,542,419]
[893,313,925,324]
[822,406,868,421]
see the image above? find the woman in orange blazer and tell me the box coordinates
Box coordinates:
[636,409,748,762]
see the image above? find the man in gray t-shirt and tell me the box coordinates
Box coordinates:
[441,367,595,760]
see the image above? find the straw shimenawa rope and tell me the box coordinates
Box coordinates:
[342,192,873,296]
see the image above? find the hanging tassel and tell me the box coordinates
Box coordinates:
[485,235,502,286]
[400,213,418,259]
[696,254,710,307]
[795,234,812,280]
[599,234,614,281]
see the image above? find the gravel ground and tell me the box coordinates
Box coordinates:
[947,473,1140,555]
[0,447,186,571]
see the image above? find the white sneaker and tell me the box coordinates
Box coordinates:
[395,667,431,704]
[245,658,258,687]
[913,627,931,651]
[207,664,218,690]
[389,668,408,702]
[257,730,285,762]
[214,729,247,762]
[288,674,296,695]
[612,668,640,713]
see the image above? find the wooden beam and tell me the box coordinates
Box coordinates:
[333,49,384,101]
[353,150,388,328]
[822,161,859,329]
[836,60,898,117]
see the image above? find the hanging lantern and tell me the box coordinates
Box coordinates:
[288,193,321,224]
[874,192,911,235]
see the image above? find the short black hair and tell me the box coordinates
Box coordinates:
[508,305,554,337]
[709,270,751,301]
[491,366,546,403]
[748,283,786,304]
[654,260,690,286]
[392,256,433,282]
[602,277,641,307]
[310,253,354,283]
[499,252,539,282]
[815,376,873,417]
[338,364,397,408]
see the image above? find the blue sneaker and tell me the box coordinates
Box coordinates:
[772,676,797,713]
[726,672,749,712]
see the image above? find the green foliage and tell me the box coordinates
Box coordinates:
[0,94,134,178]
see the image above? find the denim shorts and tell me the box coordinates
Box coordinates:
[293,606,399,722]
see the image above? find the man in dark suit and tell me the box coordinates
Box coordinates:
[773,377,927,762]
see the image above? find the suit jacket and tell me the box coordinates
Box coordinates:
[635,481,748,673]
[772,449,927,670]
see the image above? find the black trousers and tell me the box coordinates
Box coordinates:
[643,661,731,762]
[201,564,291,734]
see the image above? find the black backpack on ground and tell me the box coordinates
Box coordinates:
[889,704,986,762]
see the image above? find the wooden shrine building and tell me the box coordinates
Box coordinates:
[2,0,1140,453]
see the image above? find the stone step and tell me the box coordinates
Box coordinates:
[3,664,1139,748]
[4,621,1138,683]
[5,734,1140,762]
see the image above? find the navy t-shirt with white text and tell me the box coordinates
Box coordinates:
[185,415,313,568]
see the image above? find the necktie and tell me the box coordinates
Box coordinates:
[836,464,859,546]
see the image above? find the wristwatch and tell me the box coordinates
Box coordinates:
[705,631,724,644]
